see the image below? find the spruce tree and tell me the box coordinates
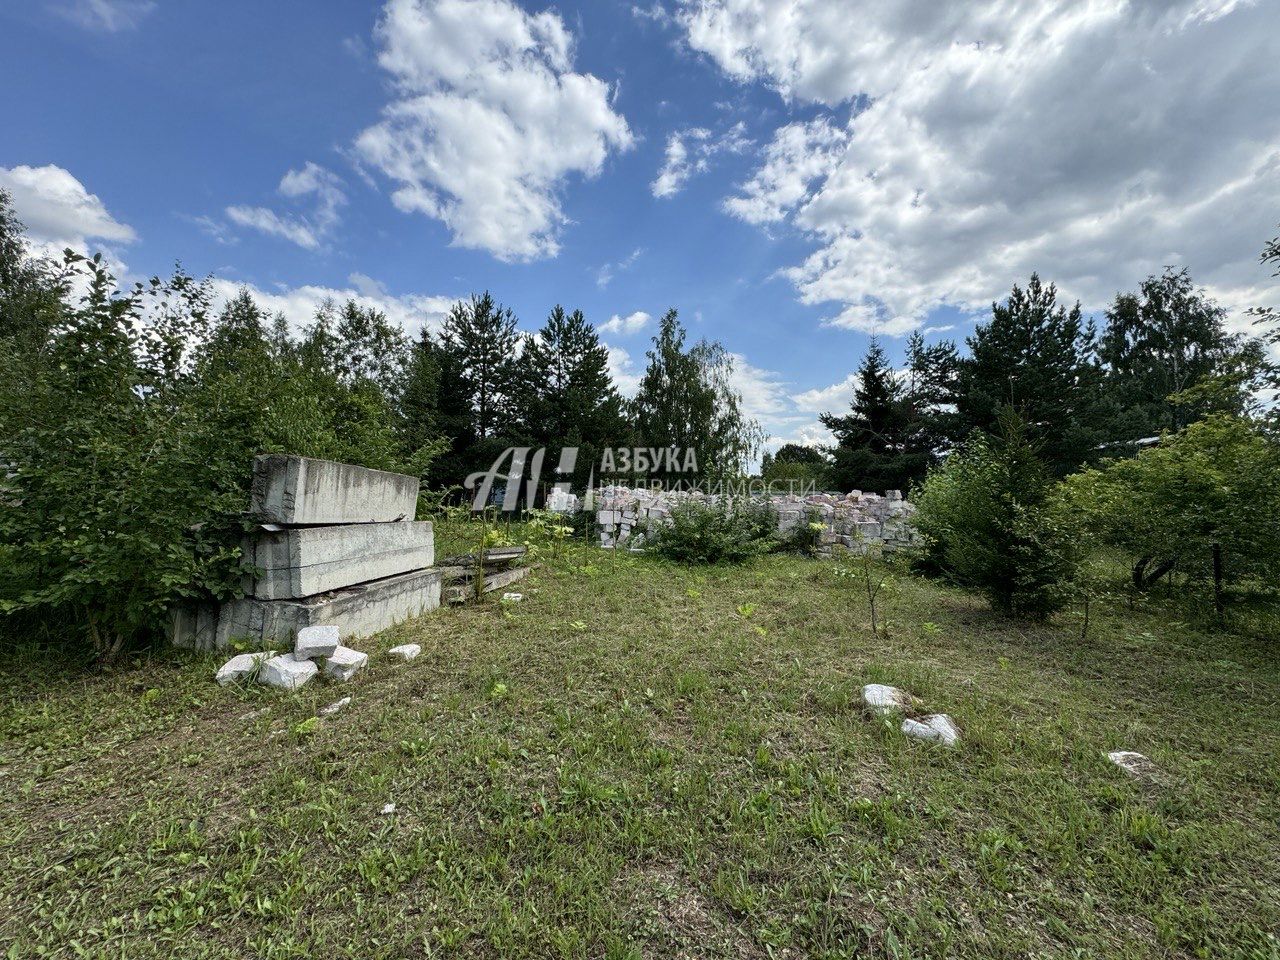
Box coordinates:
[515,305,627,489]
[821,337,924,492]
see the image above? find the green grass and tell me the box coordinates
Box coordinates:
[2,528,1279,958]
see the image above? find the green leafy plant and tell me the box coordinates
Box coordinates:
[647,498,776,565]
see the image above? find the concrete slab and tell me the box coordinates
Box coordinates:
[250,455,419,525]
[216,567,443,648]
[244,521,435,599]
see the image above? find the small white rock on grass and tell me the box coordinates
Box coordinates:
[318,696,351,717]
[295,625,339,660]
[862,683,910,715]
[323,646,368,682]
[387,643,421,662]
[501,592,523,602]
[1108,750,1158,781]
[258,654,318,691]
[901,714,961,747]
[380,802,396,815]
[215,652,271,687]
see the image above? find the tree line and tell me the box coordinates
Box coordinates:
[765,270,1273,494]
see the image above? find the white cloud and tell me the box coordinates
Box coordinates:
[56,0,155,32]
[225,162,346,250]
[790,372,856,416]
[631,3,673,26]
[599,310,653,336]
[209,277,455,340]
[604,343,643,396]
[680,0,1280,334]
[354,0,633,261]
[596,247,644,288]
[652,121,750,198]
[0,163,136,261]
[723,117,847,224]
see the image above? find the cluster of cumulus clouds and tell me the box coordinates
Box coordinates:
[8,0,1280,447]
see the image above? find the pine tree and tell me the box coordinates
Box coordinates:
[632,309,763,484]
[958,274,1102,475]
[439,292,520,442]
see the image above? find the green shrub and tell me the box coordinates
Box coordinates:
[912,410,1080,618]
[648,498,776,564]
[0,204,439,661]
[1062,415,1280,602]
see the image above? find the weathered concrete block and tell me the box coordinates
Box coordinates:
[250,455,418,525]
[216,568,443,648]
[215,651,272,686]
[324,645,368,682]
[259,654,318,691]
[244,521,434,599]
[295,624,340,659]
[169,603,219,650]
[388,643,421,661]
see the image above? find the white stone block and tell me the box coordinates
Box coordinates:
[388,643,421,662]
[215,652,271,686]
[863,683,910,715]
[901,714,960,747]
[295,624,340,659]
[258,654,318,691]
[324,645,368,682]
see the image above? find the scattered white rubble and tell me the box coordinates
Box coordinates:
[387,643,421,662]
[258,653,319,691]
[380,802,396,815]
[215,652,272,686]
[901,714,961,747]
[862,683,911,715]
[1108,750,1158,781]
[294,624,339,660]
[323,646,368,682]
[501,592,523,602]
[318,696,352,716]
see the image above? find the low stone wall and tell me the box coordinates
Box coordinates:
[584,486,915,554]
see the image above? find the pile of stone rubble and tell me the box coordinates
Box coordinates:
[215,623,423,691]
[861,682,962,746]
[584,485,915,554]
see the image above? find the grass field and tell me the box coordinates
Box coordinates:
[2,526,1279,958]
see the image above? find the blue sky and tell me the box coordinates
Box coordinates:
[2,0,1278,448]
